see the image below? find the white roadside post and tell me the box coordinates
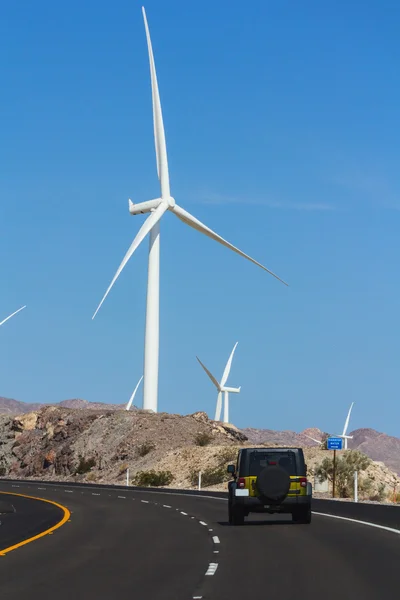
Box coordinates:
[126,468,130,487]
[198,471,202,491]
[354,470,358,502]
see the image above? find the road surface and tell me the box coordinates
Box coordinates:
[0,480,398,599]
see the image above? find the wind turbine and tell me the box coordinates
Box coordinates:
[335,402,354,450]
[0,305,26,327]
[92,6,288,414]
[126,375,143,411]
[197,342,240,424]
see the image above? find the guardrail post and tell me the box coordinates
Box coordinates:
[354,470,358,503]
[198,471,202,491]
[126,468,130,487]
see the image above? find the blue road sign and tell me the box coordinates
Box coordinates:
[327,437,343,450]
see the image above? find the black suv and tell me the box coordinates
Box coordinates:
[227,447,312,525]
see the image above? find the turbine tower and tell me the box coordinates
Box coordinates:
[126,375,143,411]
[335,402,354,450]
[0,306,26,327]
[197,342,240,424]
[92,7,288,414]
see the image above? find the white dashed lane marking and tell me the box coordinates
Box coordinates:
[199,521,207,526]
[205,563,218,576]
[212,536,220,544]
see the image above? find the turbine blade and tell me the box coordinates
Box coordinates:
[220,341,238,387]
[92,202,168,319]
[142,7,170,198]
[342,402,354,436]
[215,391,222,421]
[172,204,288,286]
[126,375,144,411]
[304,434,322,444]
[0,305,26,327]
[196,356,221,391]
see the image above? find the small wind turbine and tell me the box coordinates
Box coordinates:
[335,402,354,450]
[0,305,26,327]
[197,342,240,424]
[92,6,288,415]
[126,375,143,411]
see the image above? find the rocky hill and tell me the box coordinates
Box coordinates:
[0,407,246,486]
[0,407,399,502]
[2,396,400,479]
[243,426,400,476]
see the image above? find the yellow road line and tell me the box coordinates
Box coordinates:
[0,491,71,556]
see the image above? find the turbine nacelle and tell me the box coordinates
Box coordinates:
[129,198,162,215]
[129,196,176,215]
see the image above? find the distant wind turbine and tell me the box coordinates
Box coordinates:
[92,6,288,415]
[126,376,143,411]
[0,305,26,327]
[335,402,354,450]
[197,342,240,424]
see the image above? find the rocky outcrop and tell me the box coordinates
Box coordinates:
[0,407,247,485]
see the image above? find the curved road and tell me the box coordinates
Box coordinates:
[0,480,399,599]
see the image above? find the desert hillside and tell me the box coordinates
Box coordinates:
[243,426,400,475]
[0,407,399,503]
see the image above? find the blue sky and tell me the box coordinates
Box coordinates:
[1,0,400,436]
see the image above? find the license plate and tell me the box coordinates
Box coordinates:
[235,489,249,497]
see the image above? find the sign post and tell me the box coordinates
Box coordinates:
[354,471,358,502]
[327,437,343,498]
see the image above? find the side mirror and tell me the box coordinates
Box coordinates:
[227,464,235,475]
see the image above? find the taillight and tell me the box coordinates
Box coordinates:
[237,477,246,489]
[299,477,307,488]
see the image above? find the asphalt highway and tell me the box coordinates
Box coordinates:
[0,480,399,600]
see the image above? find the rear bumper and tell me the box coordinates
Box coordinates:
[232,494,311,513]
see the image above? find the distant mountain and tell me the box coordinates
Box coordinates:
[0,397,44,414]
[349,428,400,477]
[0,396,127,414]
[242,426,400,475]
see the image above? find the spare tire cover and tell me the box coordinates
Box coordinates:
[256,466,291,503]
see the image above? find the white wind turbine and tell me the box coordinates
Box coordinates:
[0,305,26,327]
[126,375,143,411]
[92,6,287,414]
[335,402,354,450]
[197,342,240,424]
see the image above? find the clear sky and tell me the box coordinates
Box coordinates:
[1,0,399,436]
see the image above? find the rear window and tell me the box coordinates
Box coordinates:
[248,451,297,477]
